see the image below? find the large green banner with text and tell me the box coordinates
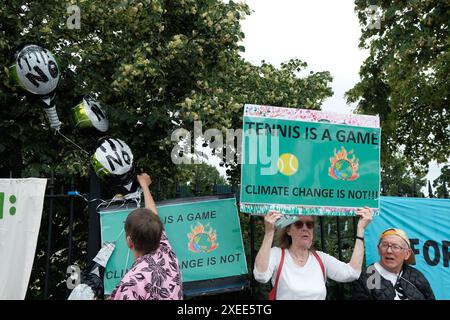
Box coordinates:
[240,104,381,216]
[100,196,247,295]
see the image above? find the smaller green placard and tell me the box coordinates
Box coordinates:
[100,196,247,295]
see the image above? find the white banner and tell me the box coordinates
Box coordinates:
[0,178,47,300]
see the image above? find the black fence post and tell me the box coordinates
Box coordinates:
[87,168,101,262]
[234,185,240,203]
[44,171,55,299]
[156,179,161,202]
[67,176,75,267]
[428,181,434,198]
[397,185,403,197]
[319,216,325,251]
[444,182,449,199]
[63,177,76,299]
[194,177,200,196]
[249,214,256,297]
[175,183,181,198]
[336,217,343,261]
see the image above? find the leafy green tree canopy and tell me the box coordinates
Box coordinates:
[347,0,449,173]
[1,0,333,186]
[433,165,449,198]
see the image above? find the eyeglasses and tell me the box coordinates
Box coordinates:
[293,221,315,229]
[378,242,407,253]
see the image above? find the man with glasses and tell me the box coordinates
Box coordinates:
[352,228,435,300]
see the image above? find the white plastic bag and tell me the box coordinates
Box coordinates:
[67,283,96,300]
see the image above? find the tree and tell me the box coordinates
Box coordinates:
[1,0,249,180]
[177,162,228,196]
[346,0,449,173]
[1,0,333,299]
[380,154,426,197]
[433,165,450,198]
[1,1,332,182]
[221,58,333,187]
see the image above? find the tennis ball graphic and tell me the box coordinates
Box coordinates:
[277,153,298,176]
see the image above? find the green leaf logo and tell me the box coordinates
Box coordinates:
[0,193,17,219]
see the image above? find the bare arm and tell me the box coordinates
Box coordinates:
[255,211,282,273]
[349,207,373,271]
[137,173,158,215]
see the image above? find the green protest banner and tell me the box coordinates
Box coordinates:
[240,104,381,216]
[100,196,247,295]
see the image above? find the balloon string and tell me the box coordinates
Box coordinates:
[43,107,62,131]
[57,131,90,155]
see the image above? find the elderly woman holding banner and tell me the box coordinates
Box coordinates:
[254,207,373,300]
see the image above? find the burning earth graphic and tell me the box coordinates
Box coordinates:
[328,146,359,181]
[187,222,218,253]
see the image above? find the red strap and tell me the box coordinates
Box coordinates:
[312,250,326,281]
[273,248,285,299]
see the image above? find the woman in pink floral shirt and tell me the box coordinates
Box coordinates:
[110,173,183,300]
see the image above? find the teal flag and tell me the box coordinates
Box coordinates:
[240,104,380,216]
[100,196,247,295]
[366,197,450,300]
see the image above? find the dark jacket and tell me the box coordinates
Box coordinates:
[352,263,435,300]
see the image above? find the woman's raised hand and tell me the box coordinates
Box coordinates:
[264,210,283,234]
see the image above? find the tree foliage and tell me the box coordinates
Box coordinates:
[380,153,426,197]
[176,162,228,196]
[347,0,449,172]
[1,0,334,299]
[433,165,450,198]
[1,0,333,183]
